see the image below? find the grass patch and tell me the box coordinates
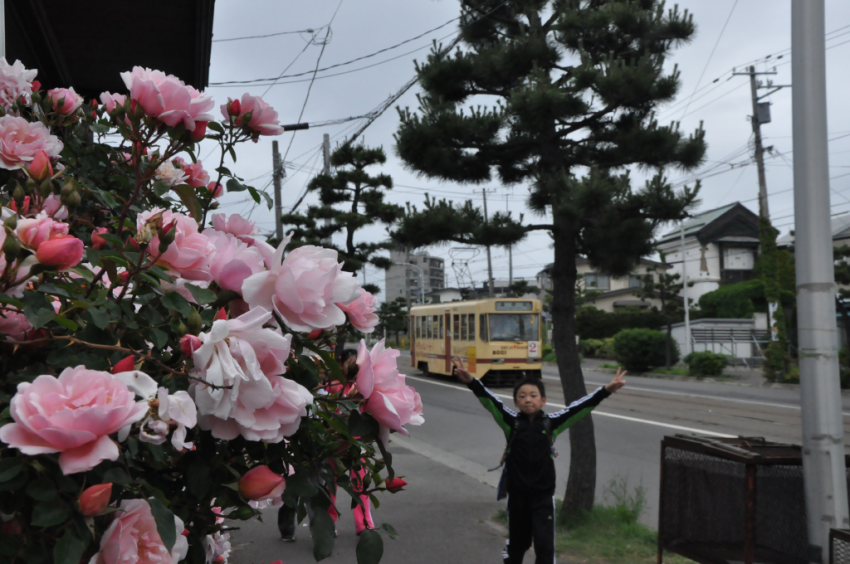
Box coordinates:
[492,478,690,564]
[542,352,558,363]
[600,363,621,370]
[650,367,690,377]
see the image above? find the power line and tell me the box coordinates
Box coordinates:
[213,26,327,43]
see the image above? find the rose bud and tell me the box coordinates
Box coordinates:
[35,235,84,270]
[112,355,135,374]
[2,233,20,261]
[307,329,323,340]
[239,465,285,501]
[118,272,130,286]
[1,518,22,534]
[127,237,140,251]
[214,308,227,321]
[29,150,53,182]
[157,220,177,255]
[180,334,201,357]
[31,80,41,92]
[187,309,203,335]
[206,181,223,198]
[3,214,16,229]
[384,477,407,493]
[130,99,145,120]
[64,190,81,210]
[78,483,112,516]
[11,183,24,205]
[37,180,53,198]
[92,227,108,249]
[190,121,208,141]
[228,99,241,117]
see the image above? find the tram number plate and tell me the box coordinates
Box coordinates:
[528,341,540,358]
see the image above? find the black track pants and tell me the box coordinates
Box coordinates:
[504,492,555,564]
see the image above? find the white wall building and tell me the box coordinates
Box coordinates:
[385,246,445,304]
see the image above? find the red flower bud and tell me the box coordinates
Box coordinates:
[30,80,40,92]
[36,235,84,270]
[112,355,135,374]
[128,237,140,251]
[78,483,112,516]
[228,99,241,117]
[92,227,108,249]
[190,121,208,141]
[385,477,407,493]
[307,329,323,340]
[28,150,53,182]
[206,182,223,198]
[214,308,227,321]
[180,334,202,358]
[239,465,285,501]
[1,518,22,534]
[118,272,130,285]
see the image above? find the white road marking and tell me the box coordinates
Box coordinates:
[405,375,735,438]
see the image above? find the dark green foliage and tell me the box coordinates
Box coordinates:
[636,256,687,369]
[697,279,795,319]
[282,143,403,278]
[840,348,850,389]
[575,307,667,340]
[376,297,409,343]
[613,328,678,372]
[683,351,727,377]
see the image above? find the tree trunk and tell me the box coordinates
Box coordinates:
[551,227,597,525]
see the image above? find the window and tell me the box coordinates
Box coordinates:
[468,313,476,341]
[629,275,644,288]
[439,315,444,339]
[415,316,421,339]
[460,314,468,340]
[479,314,488,342]
[426,316,432,339]
[453,314,460,340]
[488,314,540,342]
[585,273,610,290]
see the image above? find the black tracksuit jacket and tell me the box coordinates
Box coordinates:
[467,378,611,495]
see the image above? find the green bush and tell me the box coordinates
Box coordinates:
[579,339,605,358]
[598,338,617,361]
[576,307,668,340]
[542,344,553,357]
[698,279,796,319]
[613,328,678,372]
[683,351,727,377]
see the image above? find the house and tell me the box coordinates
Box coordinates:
[424,288,463,304]
[656,203,761,303]
[776,213,850,251]
[536,258,672,313]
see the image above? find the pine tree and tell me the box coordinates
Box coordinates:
[376,297,410,345]
[759,217,791,381]
[392,0,706,520]
[637,256,685,369]
[282,143,403,295]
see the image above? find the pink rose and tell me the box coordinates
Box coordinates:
[99,91,127,114]
[191,307,312,442]
[89,499,188,564]
[0,307,32,341]
[15,211,68,250]
[180,334,202,357]
[211,213,256,239]
[47,87,83,115]
[0,58,36,113]
[239,465,285,501]
[138,208,215,281]
[36,234,84,270]
[355,340,424,442]
[172,156,210,188]
[203,229,265,294]
[0,366,150,474]
[154,159,188,187]
[220,93,283,136]
[79,483,113,517]
[242,237,360,332]
[40,193,68,220]
[92,227,109,249]
[338,288,379,333]
[120,66,214,132]
[28,150,53,181]
[0,115,63,170]
[206,181,223,198]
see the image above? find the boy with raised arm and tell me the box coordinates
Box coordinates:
[452,358,626,564]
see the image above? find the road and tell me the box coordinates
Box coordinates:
[395,352,850,528]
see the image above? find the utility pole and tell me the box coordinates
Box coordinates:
[679,222,690,356]
[322,134,331,175]
[792,2,849,562]
[482,190,495,298]
[272,141,283,242]
[506,194,513,287]
[748,65,771,219]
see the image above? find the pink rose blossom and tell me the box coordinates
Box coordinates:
[154,159,188,187]
[120,67,214,132]
[40,193,68,220]
[99,91,127,114]
[220,94,283,136]
[242,237,360,332]
[203,532,231,564]
[0,307,32,341]
[355,340,424,442]
[0,58,36,113]
[138,208,215,281]
[203,229,265,294]
[47,87,83,115]
[0,115,63,170]
[92,227,109,249]
[206,181,223,198]
[211,213,257,240]
[36,234,84,270]
[172,156,210,188]
[338,288,379,333]
[88,499,188,564]
[239,465,285,502]
[0,366,150,474]
[190,307,312,442]
[15,211,68,250]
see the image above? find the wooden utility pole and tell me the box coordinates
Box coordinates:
[748,65,770,219]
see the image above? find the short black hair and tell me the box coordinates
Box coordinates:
[513,377,545,400]
[338,349,358,364]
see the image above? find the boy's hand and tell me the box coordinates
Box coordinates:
[605,368,627,394]
[451,357,473,383]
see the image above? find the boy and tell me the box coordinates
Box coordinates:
[452,358,626,564]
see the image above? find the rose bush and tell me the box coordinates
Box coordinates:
[0,58,416,564]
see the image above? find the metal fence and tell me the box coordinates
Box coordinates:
[832,529,850,564]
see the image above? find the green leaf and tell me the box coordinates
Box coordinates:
[21,290,57,329]
[284,470,318,499]
[0,458,24,482]
[98,233,124,247]
[0,293,24,308]
[149,327,168,349]
[102,467,132,484]
[310,498,336,561]
[208,121,224,134]
[348,410,378,441]
[86,247,101,266]
[187,456,212,500]
[54,528,88,564]
[26,478,57,501]
[37,283,71,298]
[88,306,111,330]
[148,498,177,554]
[161,292,193,317]
[31,502,69,527]
[356,529,384,564]
[226,178,246,192]
[153,181,171,197]
[53,316,79,331]
[70,266,94,283]
[173,184,203,221]
[380,522,399,540]
[185,284,216,305]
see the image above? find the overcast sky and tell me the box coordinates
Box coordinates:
[199,0,850,301]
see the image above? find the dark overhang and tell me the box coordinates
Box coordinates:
[5,0,215,100]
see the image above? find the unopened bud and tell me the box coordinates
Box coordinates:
[25,178,36,193]
[175,320,187,338]
[31,80,40,92]
[59,187,75,206]
[158,228,175,255]
[131,99,145,120]
[3,214,16,230]
[12,183,24,204]
[30,90,41,104]
[228,99,241,117]
[241,111,253,125]
[65,190,81,210]
[2,233,20,261]
[37,179,52,198]
[187,309,203,335]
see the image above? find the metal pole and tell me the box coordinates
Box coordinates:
[506,194,513,288]
[680,222,690,356]
[792,2,849,562]
[748,66,771,220]
[322,134,331,175]
[482,190,494,298]
[0,0,6,60]
[272,141,283,242]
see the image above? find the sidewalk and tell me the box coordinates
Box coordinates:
[228,440,513,564]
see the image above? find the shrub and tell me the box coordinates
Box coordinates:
[599,338,618,361]
[542,344,553,357]
[613,329,678,372]
[576,306,668,340]
[698,279,796,319]
[840,349,850,389]
[683,351,728,377]
[579,339,605,358]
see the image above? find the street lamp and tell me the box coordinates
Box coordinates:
[394,261,425,305]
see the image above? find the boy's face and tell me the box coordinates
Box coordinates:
[514,383,546,415]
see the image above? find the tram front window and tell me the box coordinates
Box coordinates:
[488,314,539,342]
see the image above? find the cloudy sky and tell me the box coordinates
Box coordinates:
[200,0,850,301]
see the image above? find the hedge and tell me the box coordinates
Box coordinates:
[576,306,668,340]
[613,328,679,371]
